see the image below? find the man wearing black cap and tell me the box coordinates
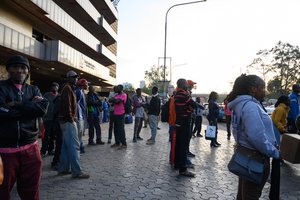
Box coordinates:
[41,82,59,158]
[0,55,49,199]
[57,70,89,179]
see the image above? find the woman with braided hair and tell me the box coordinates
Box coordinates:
[227,74,280,200]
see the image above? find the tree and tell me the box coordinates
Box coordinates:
[144,65,169,94]
[248,41,300,95]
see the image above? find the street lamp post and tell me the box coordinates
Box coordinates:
[162,0,206,98]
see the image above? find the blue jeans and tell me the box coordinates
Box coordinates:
[149,115,158,141]
[58,121,82,176]
[76,119,85,151]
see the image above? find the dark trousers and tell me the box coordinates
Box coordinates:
[287,118,297,133]
[114,114,126,145]
[0,142,42,200]
[175,118,190,172]
[133,117,143,139]
[192,116,203,135]
[88,114,102,143]
[225,115,231,137]
[51,121,62,166]
[269,158,281,200]
[237,158,270,200]
[41,120,56,154]
[108,111,114,140]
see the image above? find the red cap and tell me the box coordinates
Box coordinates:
[187,80,197,85]
[77,78,90,86]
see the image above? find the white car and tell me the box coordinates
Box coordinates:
[265,105,275,115]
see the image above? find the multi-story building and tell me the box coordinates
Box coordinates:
[0,0,118,92]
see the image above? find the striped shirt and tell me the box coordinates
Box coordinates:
[174,88,197,118]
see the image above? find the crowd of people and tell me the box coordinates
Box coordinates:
[0,55,299,200]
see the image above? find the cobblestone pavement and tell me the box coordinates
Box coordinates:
[12,120,300,200]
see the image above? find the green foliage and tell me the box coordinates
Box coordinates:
[141,86,151,95]
[248,41,300,96]
[144,65,169,93]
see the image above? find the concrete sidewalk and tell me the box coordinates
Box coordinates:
[12,120,300,199]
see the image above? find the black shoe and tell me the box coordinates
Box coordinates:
[215,142,221,146]
[96,141,105,145]
[197,134,203,137]
[72,172,90,179]
[210,143,219,148]
[48,151,55,156]
[157,127,161,130]
[187,152,196,157]
[41,153,47,158]
[227,136,230,140]
[88,142,96,145]
[133,138,137,143]
[137,136,143,140]
[143,126,147,128]
[179,170,195,178]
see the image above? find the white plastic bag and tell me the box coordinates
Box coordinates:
[205,125,216,140]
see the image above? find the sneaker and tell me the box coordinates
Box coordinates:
[117,144,127,150]
[57,171,72,176]
[137,136,143,140]
[107,139,111,144]
[179,170,195,178]
[72,172,90,179]
[96,141,105,145]
[110,143,120,148]
[146,140,155,145]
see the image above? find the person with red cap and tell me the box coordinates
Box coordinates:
[186,80,197,158]
[75,78,89,153]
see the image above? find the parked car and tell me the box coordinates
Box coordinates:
[265,105,275,115]
[218,104,226,122]
[203,103,209,116]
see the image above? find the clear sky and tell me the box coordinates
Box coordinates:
[116,0,300,94]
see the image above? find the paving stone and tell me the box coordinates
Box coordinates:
[10,120,300,199]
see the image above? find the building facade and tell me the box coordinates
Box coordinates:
[0,0,118,92]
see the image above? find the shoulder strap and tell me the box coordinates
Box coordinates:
[237,100,251,144]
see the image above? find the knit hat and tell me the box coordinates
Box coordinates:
[6,55,30,70]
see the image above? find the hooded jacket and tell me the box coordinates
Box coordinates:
[228,95,279,159]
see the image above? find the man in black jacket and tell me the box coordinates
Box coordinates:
[0,55,49,200]
[146,86,161,145]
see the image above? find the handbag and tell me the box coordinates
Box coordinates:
[227,100,265,184]
[205,125,216,140]
[227,147,265,184]
[0,155,3,185]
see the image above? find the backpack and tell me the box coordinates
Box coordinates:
[161,100,170,123]
[124,94,132,114]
